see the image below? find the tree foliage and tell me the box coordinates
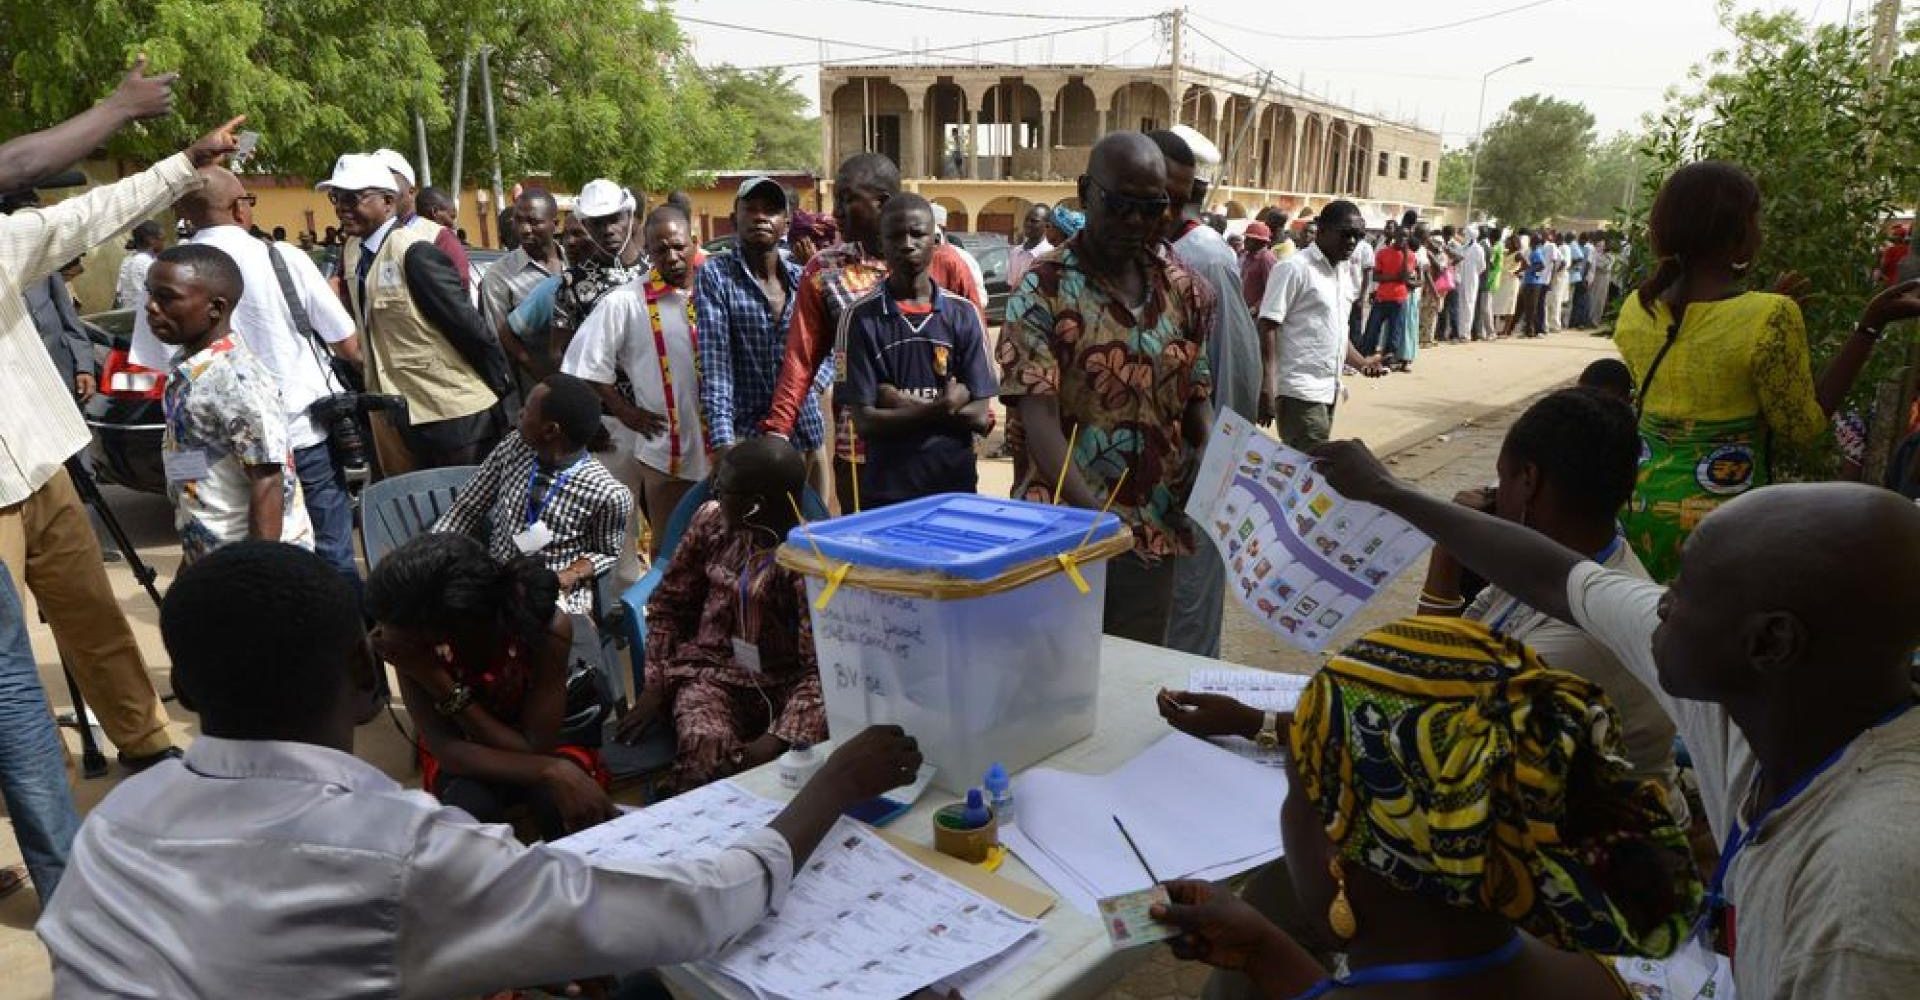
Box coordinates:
[1629,1,1920,431]
[1435,147,1474,206]
[699,66,821,171]
[1473,95,1596,227]
[0,0,752,191]
[1570,132,1640,221]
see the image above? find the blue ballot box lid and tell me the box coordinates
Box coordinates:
[785,493,1125,580]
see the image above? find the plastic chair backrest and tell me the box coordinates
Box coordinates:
[360,466,481,568]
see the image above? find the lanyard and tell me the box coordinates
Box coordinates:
[524,454,584,528]
[1486,535,1623,637]
[735,551,777,642]
[645,275,705,477]
[1704,699,1916,950]
[1289,933,1523,999]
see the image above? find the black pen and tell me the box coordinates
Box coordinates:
[1113,815,1161,885]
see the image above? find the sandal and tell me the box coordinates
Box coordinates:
[0,865,27,901]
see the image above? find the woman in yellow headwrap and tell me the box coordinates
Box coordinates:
[1153,617,1701,999]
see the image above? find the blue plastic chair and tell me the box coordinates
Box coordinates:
[359,466,480,569]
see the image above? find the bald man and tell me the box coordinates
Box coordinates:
[130,166,364,591]
[1313,440,1920,999]
[998,132,1214,645]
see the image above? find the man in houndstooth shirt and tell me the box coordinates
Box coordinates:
[434,374,633,615]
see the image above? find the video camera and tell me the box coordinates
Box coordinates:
[309,392,407,491]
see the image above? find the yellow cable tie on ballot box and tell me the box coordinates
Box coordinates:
[1054,467,1130,597]
[786,493,852,609]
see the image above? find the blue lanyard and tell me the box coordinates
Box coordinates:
[1488,535,1622,637]
[524,454,584,528]
[1289,933,1523,999]
[1706,700,1916,914]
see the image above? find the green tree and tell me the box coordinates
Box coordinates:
[700,66,820,171]
[1473,95,1596,227]
[1630,2,1920,441]
[1434,146,1474,205]
[0,0,751,191]
[1571,132,1640,221]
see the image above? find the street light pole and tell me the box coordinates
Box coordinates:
[1464,56,1531,224]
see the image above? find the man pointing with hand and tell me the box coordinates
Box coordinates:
[0,54,243,903]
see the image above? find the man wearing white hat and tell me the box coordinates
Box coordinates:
[324,153,504,471]
[372,148,472,295]
[1150,126,1262,659]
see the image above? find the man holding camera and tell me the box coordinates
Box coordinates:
[326,154,506,472]
[130,166,363,592]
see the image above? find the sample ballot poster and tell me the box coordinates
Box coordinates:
[1186,410,1431,652]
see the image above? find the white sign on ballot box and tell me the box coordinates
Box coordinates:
[1186,409,1431,653]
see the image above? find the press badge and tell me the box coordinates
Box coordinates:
[512,520,554,555]
[376,262,402,290]
[163,449,210,483]
[731,637,764,675]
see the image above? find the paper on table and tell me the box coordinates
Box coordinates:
[1009,733,1288,914]
[1186,668,1313,767]
[1186,408,1431,653]
[934,930,1047,996]
[711,816,1039,1000]
[550,780,780,867]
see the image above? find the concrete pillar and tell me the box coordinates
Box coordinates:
[1041,87,1055,180]
[905,95,926,178]
[820,77,836,174]
[968,108,982,181]
[1288,115,1305,192]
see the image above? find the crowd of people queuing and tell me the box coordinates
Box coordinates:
[2,57,1920,998]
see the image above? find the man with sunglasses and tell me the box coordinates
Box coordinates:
[129,166,364,593]
[998,131,1215,646]
[326,154,505,472]
[760,152,982,512]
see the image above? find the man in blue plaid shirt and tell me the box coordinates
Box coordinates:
[695,176,827,491]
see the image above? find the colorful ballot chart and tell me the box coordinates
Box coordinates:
[1186,410,1431,653]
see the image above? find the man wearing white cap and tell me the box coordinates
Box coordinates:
[928,203,986,311]
[372,148,472,295]
[1149,127,1262,658]
[324,153,504,471]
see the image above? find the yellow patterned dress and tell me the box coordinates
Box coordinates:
[1615,291,1826,581]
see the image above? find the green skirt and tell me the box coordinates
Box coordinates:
[1622,415,1768,582]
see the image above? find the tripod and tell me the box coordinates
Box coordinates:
[55,455,169,778]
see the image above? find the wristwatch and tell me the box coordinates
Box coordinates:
[435,682,475,718]
[1254,711,1282,751]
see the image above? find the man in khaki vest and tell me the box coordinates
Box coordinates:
[322,154,504,471]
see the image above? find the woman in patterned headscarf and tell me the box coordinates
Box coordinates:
[1153,617,1701,999]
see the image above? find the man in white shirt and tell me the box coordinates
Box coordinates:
[1255,200,1385,451]
[1344,228,1375,351]
[564,205,706,579]
[131,167,364,591]
[113,219,162,309]
[1543,232,1568,332]
[0,60,243,776]
[1314,442,1920,1000]
[1455,225,1487,341]
[39,540,923,998]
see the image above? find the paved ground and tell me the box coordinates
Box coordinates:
[0,329,1619,999]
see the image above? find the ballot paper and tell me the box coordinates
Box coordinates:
[1186,408,1431,652]
[1007,733,1287,915]
[554,783,1038,1000]
[1612,953,1737,999]
[1186,668,1313,767]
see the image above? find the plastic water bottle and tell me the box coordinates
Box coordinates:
[777,741,820,791]
[983,762,1014,824]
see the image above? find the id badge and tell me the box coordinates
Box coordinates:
[731,636,764,675]
[512,521,554,555]
[163,448,210,483]
[376,262,401,290]
[1667,920,1723,1000]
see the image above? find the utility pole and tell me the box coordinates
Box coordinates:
[1465,56,1531,224]
[413,112,433,188]
[1167,8,1184,130]
[450,51,473,202]
[479,47,505,214]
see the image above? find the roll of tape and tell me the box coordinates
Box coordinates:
[932,802,999,863]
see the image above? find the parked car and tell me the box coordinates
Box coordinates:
[974,244,1012,327]
[81,309,167,495]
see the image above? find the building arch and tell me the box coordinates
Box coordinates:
[929,194,970,234]
[828,78,912,170]
[1108,81,1171,133]
[977,195,1033,237]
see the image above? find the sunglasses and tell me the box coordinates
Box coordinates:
[327,189,376,208]
[1086,178,1170,221]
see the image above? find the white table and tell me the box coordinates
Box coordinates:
[661,635,1240,1000]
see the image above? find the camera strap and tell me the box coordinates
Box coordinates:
[268,243,346,395]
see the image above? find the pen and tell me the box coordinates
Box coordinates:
[1113,815,1161,885]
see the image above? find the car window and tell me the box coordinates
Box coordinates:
[977,247,1009,281]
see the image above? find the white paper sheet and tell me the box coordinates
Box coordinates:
[1185,667,1313,767]
[1186,408,1431,653]
[1008,733,1288,914]
[555,783,1039,1000]
[1612,953,1737,999]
